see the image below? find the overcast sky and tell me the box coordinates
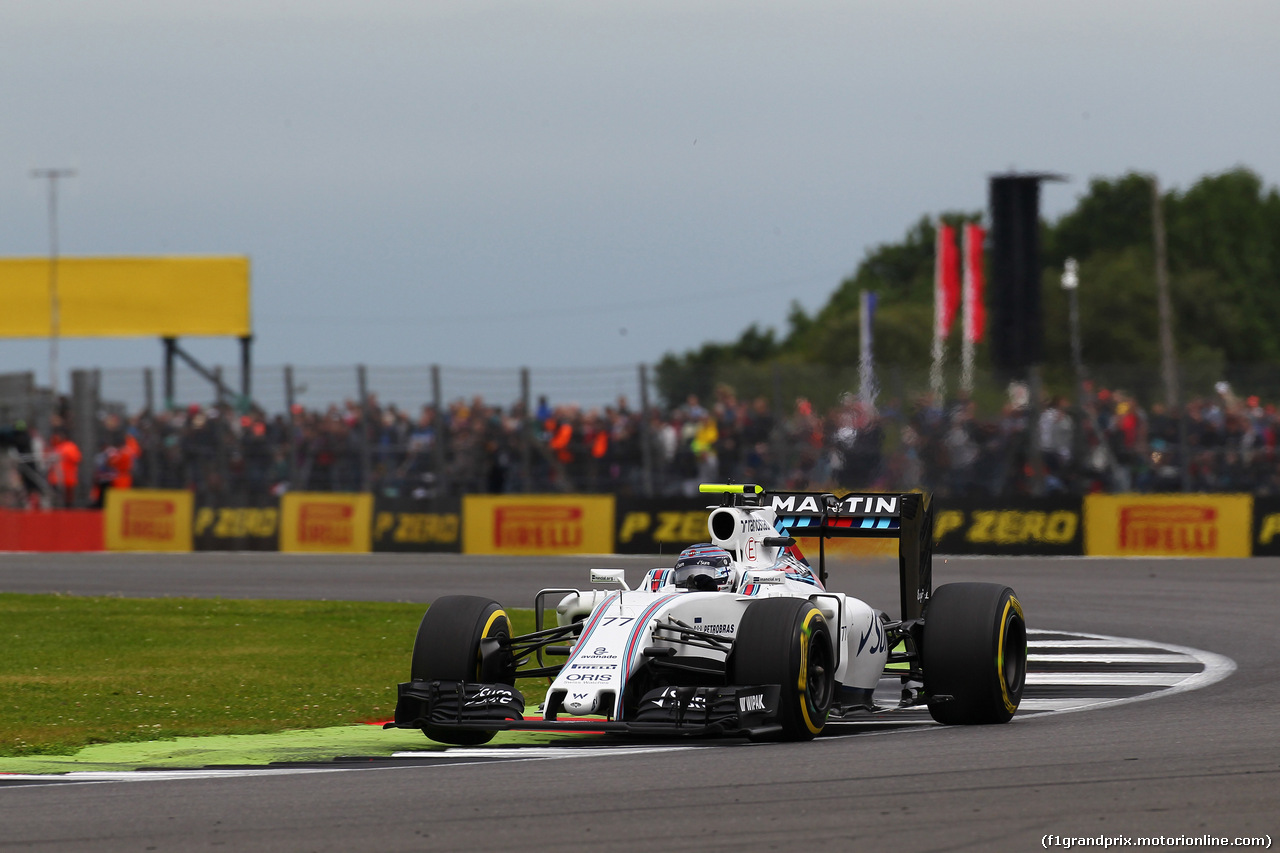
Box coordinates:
[2,0,1277,391]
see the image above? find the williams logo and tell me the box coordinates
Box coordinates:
[494,506,583,549]
[299,503,354,546]
[122,499,175,541]
[1119,505,1218,553]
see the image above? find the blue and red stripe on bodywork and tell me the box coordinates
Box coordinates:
[559,592,621,673]
[614,593,682,718]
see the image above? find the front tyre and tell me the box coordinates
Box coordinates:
[922,583,1027,725]
[730,597,834,740]
[410,595,514,745]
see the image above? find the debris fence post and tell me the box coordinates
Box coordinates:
[638,363,654,497]
[284,365,298,488]
[431,364,447,495]
[520,367,532,493]
[357,364,371,493]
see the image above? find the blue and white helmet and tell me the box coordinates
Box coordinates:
[673,544,733,591]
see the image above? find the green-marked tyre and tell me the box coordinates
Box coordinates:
[411,595,515,745]
[730,597,834,740]
[921,583,1027,725]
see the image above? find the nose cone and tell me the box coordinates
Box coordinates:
[564,694,598,716]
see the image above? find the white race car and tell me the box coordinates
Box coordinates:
[387,484,1027,743]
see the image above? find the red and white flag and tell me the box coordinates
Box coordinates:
[935,223,961,339]
[963,223,986,343]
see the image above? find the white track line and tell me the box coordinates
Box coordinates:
[1027,671,1188,686]
[1028,653,1192,664]
[1016,698,1100,712]
[1031,639,1168,649]
[1020,630,1236,719]
[393,746,700,760]
[0,768,346,785]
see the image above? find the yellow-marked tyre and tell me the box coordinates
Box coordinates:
[411,595,515,745]
[730,597,834,740]
[921,583,1027,725]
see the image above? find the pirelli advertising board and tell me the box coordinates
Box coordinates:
[933,497,1084,556]
[463,495,615,556]
[372,497,461,553]
[104,489,194,552]
[193,499,280,551]
[279,492,374,554]
[615,497,713,555]
[1084,493,1252,558]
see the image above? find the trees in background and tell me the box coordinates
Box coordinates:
[656,167,1280,404]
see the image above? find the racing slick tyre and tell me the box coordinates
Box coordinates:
[729,597,835,740]
[921,583,1027,725]
[411,595,515,745]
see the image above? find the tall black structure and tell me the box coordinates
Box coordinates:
[989,173,1064,375]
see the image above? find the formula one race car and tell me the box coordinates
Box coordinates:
[387,484,1027,743]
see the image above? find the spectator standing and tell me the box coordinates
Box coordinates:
[46,430,81,507]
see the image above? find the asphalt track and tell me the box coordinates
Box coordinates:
[1,552,1277,851]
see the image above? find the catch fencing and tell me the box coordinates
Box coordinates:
[6,359,1280,510]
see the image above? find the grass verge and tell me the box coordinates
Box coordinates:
[0,593,554,758]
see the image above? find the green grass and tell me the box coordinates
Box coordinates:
[0,594,554,758]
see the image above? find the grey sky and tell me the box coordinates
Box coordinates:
[2,0,1277,390]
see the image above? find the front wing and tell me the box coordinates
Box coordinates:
[385,679,785,738]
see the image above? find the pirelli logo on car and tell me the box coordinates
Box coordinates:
[1085,494,1251,558]
[769,493,901,517]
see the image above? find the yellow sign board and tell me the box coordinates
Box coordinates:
[279,492,373,553]
[1084,493,1252,557]
[104,489,194,552]
[0,256,250,338]
[463,495,615,556]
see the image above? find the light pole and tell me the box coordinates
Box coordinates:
[30,167,76,400]
[1061,257,1084,400]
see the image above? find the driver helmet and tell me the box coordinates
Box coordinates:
[673,544,733,591]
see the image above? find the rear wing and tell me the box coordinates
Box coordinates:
[701,485,934,622]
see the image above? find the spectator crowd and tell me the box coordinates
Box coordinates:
[5,379,1280,509]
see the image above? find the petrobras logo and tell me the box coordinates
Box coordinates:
[122,499,176,541]
[1119,505,1218,553]
[299,503,354,545]
[494,505,583,550]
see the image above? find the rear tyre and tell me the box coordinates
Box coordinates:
[730,597,834,740]
[922,583,1026,725]
[411,595,515,745]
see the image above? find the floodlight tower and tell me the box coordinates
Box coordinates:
[30,167,77,399]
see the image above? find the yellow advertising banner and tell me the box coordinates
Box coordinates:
[0,256,250,338]
[463,495,615,556]
[1084,493,1253,558]
[104,489,195,552]
[279,492,373,553]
